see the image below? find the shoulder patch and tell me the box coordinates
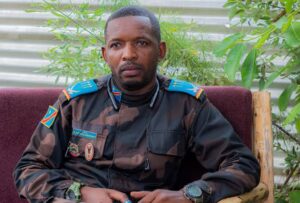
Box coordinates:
[63,79,98,101]
[166,79,204,100]
[41,106,58,128]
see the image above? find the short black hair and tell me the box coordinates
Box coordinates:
[104,6,161,42]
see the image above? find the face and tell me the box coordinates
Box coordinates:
[102,16,166,92]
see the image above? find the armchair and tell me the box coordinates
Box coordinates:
[0,87,272,202]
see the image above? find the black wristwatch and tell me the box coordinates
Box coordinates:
[65,181,83,203]
[183,184,203,203]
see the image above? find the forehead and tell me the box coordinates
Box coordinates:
[105,16,153,41]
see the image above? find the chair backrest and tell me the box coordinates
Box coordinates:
[0,86,252,202]
[0,88,61,203]
[176,86,253,188]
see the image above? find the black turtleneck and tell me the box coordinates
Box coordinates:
[111,78,157,107]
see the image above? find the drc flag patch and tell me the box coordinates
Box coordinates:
[167,79,204,99]
[63,79,98,100]
[41,106,58,128]
[112,85,122,103]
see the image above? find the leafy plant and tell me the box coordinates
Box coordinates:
[214,0,300,202]
[30,0,225,86]
[214,0,300,125]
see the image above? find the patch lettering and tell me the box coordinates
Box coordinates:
[72,128,97,140]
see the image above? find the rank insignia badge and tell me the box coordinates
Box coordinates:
[68,142,80,157]
[63,79,98,100]
[167,79,204,99]
[85,143,94,161]
[41,106,58,128]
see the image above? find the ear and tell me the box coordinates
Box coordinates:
[158,41,166,60]
[101,46,107,62]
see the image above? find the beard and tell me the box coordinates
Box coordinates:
[112,62,158,91]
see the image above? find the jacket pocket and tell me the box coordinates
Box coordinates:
[145,130,186,187]
[148,130,186,157]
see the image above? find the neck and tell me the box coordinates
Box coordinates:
[112,77,157,96]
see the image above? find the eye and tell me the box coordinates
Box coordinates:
[136,40,148,47]
[110,42,121,49]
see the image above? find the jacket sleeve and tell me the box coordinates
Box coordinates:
[13,96,74,203]
[189,99,260,203]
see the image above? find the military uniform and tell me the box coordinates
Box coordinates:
[14,75,260,203]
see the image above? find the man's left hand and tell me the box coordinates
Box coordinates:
[130,189,191,203]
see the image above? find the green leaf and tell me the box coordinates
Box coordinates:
[282,15,294,33]
[289,190,300,203]
[296,118,300,133]
[228,8,244,19]
[255,25,276,49]
[224,44,247,81]
[275,199,288,203]
[275,16,288,29]
[241,49,258,88]
[259,78,265,91]
[223,1,237,8]
[284,102,300,125]
[263,66,288,90]
[278,83,296,111]
[161,59,169,68]
[285,0,296,13]
[213,33,245,57]
[284,22,300,48]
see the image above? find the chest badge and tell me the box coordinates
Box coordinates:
[68,142,80,157]
[85,143,94,161]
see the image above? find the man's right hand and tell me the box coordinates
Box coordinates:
[80,186,130,203]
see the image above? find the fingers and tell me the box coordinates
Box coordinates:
[132,191,157,203]
[130,191,150,199]
[106,189,131,203]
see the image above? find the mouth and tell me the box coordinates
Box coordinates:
[120,64,142,77]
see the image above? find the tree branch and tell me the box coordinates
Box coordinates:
[272,9,286,23]
[272,122,300,146]
[279,159,300,193]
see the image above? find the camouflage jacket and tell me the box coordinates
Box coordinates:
[14,75,260,203]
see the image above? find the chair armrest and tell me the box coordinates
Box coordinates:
[217,182,268,203]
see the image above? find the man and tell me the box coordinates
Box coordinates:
[14,6,260,203]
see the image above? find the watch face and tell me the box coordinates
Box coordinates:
[187,185,202,198]
[67,190,76,200]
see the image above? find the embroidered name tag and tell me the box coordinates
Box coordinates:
[41,106,58,128]
[72,128,97,140]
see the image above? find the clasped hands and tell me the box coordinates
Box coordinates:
[80,186,192,203]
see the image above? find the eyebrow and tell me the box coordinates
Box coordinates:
[107,36,153,44]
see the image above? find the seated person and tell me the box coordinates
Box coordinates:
[14,5,260,203]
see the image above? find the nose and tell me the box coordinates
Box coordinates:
[122,43,137,61]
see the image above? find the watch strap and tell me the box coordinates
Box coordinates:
[65,181,83,202]
[195,180,212,203]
